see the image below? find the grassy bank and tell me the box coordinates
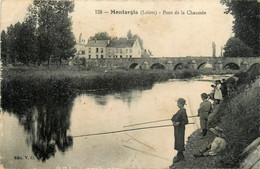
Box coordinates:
[1,66,243,111]
[171,64,260,168]
[4,66,228,92]
[2,66,176,110]
[2,66,176,91]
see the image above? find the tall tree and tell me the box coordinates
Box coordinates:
[1,30,8,65]
[11,5,39,66]
[221,0,260,56]
[24,4,39,65]
[212,41,216,57]
[89,32,112,40]
[127,30,144,49]
[34,0,76,65]
[52,1,76,65]
[6,23,23,64]
[127,30,133,39]
[14,22,39,66]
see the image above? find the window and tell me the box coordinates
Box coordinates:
[101,48,103,53]
[96,48,99,53]
[129,55,132,58]
[126,49,128,53]
[115,55,118,58]
[96,55,98,59]
[89,55,91,59]
[109,55,111,58]
[120,49,123,54]
[130,49,133,53]
[101,55,103,59]
[120,55,122,58]
[89,48,91,53]
[82,50,85,55]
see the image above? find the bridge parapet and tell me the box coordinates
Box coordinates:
[83,57,260,70]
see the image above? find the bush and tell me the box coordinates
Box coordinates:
[223,37,254,58]
[219,86,260,167]
[235,63,260,89]
[175,69,199,79]
[208,64,260,168]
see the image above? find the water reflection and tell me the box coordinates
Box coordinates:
[1,77,220,168]
[89,89,144,107]
[1,82,75,162]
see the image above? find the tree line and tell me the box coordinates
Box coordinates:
[1,1,76,66]
[221,0,259,57]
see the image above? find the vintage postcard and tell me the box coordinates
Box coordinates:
[1,0,259,169]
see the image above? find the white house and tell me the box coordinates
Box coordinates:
[106,39,141,58]
[75,38,142,59]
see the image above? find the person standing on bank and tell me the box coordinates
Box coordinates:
[198,93,212,139]
[170,98,189,164]
[221,79,228,98]
[214,80,223,104]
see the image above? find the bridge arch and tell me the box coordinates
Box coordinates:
[150,63,166,70]
[249,63,259,69]
[129,63,141,69]
[174,63,185,70]
[197,62,213,70]
[224,63,240,70]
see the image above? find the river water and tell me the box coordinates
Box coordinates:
[1,75,228,169]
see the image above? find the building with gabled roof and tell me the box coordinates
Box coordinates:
[75,37,142,59]
[106,39,141,59]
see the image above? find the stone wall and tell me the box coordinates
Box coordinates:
[83,57,260,70]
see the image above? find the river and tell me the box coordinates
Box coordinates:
[1,75,229,169]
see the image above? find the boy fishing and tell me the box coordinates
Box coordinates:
[198,93,212,138]
[170,98,189,165]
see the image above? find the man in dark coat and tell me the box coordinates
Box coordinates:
[221,79,228,98]
[170,98,189,164]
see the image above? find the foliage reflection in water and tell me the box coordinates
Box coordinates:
[1,80,75,162]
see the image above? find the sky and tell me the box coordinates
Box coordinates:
[1,0,234,57]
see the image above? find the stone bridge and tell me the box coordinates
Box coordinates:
[83,57,260,70]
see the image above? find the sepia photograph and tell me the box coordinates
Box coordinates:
[0,0,260,168]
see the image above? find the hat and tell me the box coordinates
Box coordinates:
[201,93,208,99]
[210,126,225,138]
[176,98,186,105]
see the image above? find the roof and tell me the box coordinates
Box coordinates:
[86,40,109,47]
[75,43,86,47]
[107,39,135,48]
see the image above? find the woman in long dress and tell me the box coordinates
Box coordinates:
[214,80,223,104]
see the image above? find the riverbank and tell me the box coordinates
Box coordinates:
[1,66,238,83]
[170,63,260,168]
[0,66,241,113]
[2,66,175,91]
[2,66,209,93]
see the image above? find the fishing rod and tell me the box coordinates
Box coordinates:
[187,97,200,129]
[123,115,198,128]
[72,123,195,138]
[123,145,171,161]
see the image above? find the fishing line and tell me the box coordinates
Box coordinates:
[72,123,195,138]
